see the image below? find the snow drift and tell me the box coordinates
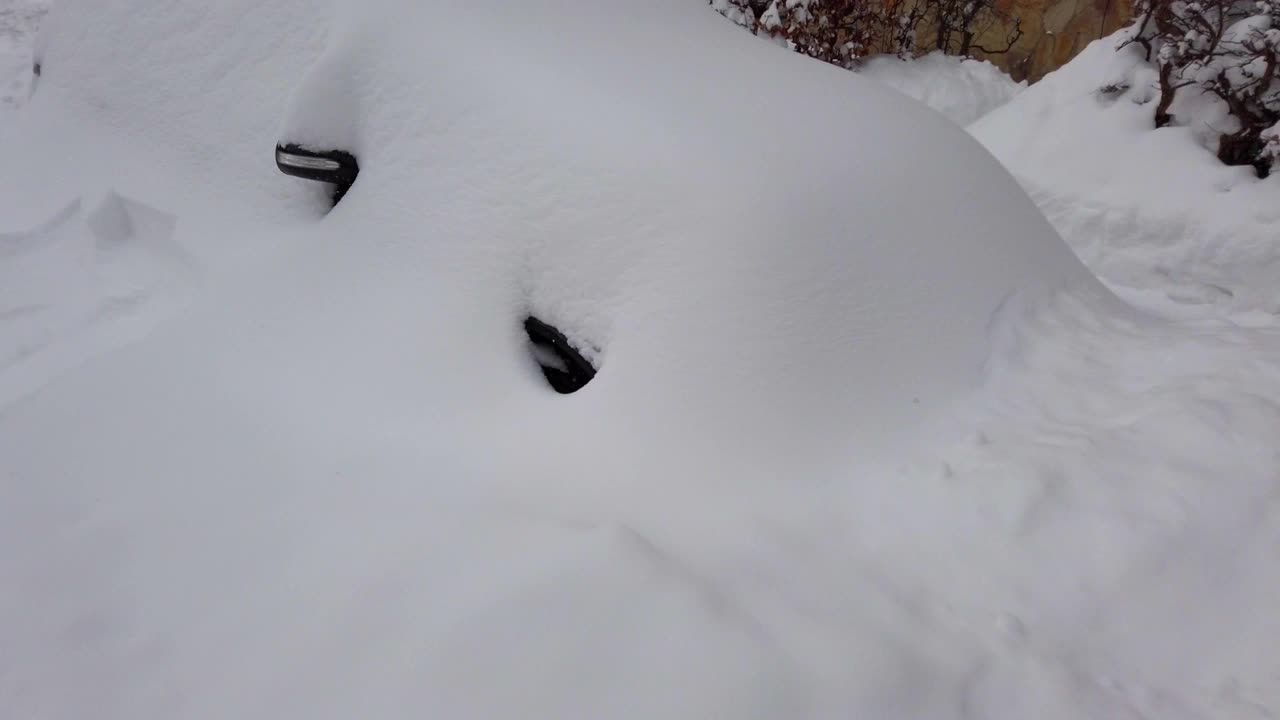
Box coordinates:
[972,33,1280,321]
[3,1,1280,719]
[858,51,1024,126]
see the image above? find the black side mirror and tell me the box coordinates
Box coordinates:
[524,316,597,394]
[275,143,360,204]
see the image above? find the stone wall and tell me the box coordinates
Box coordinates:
[973,0,1132,80]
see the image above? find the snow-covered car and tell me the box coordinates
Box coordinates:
[2,0,1102,714]
[263,0,1099,425]
[15,1,1279,719]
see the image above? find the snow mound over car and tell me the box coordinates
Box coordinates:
[21,1,1280,720]
[279,0,1104,458]
[972,34,1280,322]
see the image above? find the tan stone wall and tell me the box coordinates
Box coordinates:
[974,0,1133,80]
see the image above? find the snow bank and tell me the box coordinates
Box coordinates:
[972,34,1280,321]
[859,51,1024,126]
[3,1,1280,719]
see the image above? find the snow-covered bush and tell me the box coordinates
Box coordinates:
[1120,0,1280,176]
[709,0,765,27]
[757,0,884,66]
[709,0,1023,68]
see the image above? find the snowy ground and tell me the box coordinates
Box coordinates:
[0,0,45,120]
[868,44,1280,715]
[865,37,1280,328]
[2,2,1279,719]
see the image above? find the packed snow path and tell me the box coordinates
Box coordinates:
[2,1,1279,719]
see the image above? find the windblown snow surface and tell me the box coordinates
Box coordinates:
[1,2,1279,718]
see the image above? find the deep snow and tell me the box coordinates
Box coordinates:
[2,2,1279,719]
[0,0,46,121]
[972,34,1280,324]
[858,51,1025,127]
